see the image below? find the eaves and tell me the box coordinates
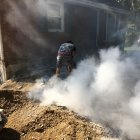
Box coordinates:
[64,0,129,15]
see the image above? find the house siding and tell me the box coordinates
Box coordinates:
[65,4,98,59]
[0,0,127,79]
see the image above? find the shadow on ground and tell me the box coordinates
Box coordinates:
[0,128,20,140]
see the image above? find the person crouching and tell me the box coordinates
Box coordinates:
[56,41,76,77]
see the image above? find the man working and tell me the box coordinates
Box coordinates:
[56,41,76,77]
[0,109,7,132]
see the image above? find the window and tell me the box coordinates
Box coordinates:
[47,2,64,32]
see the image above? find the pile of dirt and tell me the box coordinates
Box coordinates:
[0,81,115,140]
[0,90,28,117]
[7,103,108,140]
[0,80,34,92]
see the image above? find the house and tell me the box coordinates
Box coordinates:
[0,0,128,81]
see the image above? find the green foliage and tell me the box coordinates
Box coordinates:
[116,0,140,46]
[125,24,139,46]
[116,0,140,11]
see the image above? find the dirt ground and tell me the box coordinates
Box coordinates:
[0,80,115,140]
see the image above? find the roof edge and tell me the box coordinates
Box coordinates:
[65,0,129,14]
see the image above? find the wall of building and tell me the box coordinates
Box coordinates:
[0,0,127,79]
[65,4,98,59]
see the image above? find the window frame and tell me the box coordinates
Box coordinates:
[46,1,64,32]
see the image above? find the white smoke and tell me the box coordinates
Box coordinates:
[29,47,140,139]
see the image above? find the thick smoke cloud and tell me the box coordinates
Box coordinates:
[29,48,140,139]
